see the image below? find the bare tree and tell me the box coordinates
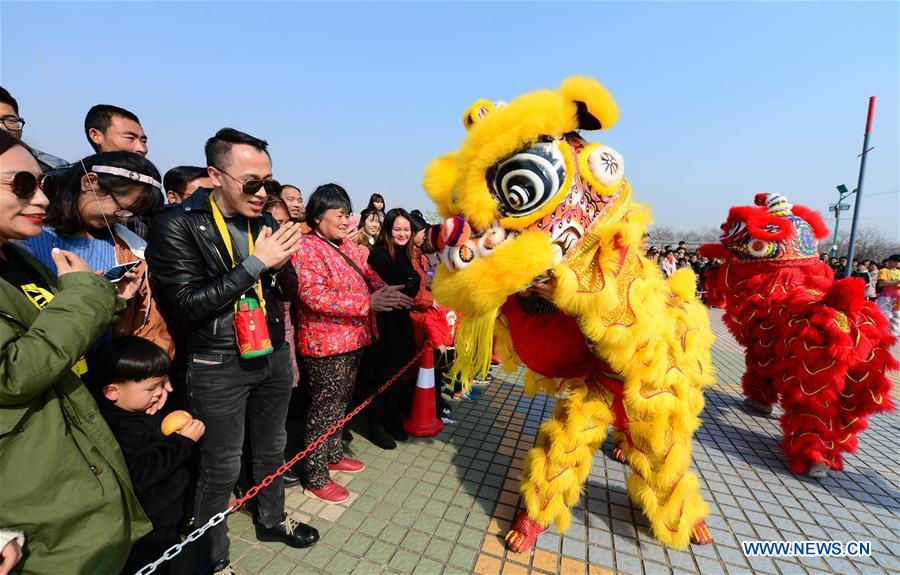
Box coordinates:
[833,227,900,261]
[646,225,719,249]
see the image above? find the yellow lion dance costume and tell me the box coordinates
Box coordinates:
[423,77,716,550]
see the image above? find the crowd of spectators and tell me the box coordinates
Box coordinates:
[0,86,486,575]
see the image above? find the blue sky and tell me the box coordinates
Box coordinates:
[3,1,898,241]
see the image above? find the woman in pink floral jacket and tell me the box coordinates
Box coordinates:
[292,184,412,504]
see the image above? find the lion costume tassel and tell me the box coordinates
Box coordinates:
[423,77,716,551]
[700,193,896,477]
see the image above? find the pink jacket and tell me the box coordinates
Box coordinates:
[294,234,386,357]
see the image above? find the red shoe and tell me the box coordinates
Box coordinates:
[305,481,349,504]
[690,519,713,545]
[327,457,366,474]
[505,511,547,553]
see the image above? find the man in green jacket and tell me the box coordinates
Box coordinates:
[0,245,152,574]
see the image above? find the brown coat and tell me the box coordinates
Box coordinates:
[112,233,175,357]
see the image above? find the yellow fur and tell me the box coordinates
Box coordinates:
[463,99,496,129]
[428,77,715,550]
[422,152,459,219]
[559,76,620,130]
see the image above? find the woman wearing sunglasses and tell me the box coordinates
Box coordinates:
[0,131,152,574]
[21,151,174,357]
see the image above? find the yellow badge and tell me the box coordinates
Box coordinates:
[21,283,89,377]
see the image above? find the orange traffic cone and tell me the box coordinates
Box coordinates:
[403,346,444,437]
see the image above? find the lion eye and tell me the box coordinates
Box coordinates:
[586,144,625,188]
[490,142,565,217]
[442,241,479,271]
[746,239,773,257]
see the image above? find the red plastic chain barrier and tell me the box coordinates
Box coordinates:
[229,342,431,512]
[136,343,433,574]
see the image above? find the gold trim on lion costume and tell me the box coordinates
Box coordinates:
[424,77,715,549]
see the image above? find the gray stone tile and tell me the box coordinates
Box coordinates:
[613,534,639,554]
[717,545,750,567]
[615,552,643,575]
[639,543,666,564]
[588,545,614,570]
[695,557,727,575]
[561,537,586,560]
[667,549,696,572]
[535,531,560,553]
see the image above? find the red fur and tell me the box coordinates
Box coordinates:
[710,257,896,474]
[726,206,793,241]
[698,244,731,260]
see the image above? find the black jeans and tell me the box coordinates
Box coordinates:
[187,343,293,572]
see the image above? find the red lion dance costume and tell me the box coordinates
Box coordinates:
[700,193,896,477]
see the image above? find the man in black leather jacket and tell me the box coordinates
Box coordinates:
[146,128,318,574]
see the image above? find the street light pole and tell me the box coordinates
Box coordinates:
[844,97,876,278]
[829,185,854,258]
[830,202,841,258]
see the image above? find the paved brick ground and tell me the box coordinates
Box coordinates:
[173,309,899,574]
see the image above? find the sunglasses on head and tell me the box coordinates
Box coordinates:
[6,171,54,200]
[214,166,281,195]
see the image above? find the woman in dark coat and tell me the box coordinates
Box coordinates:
[366,208,422,447]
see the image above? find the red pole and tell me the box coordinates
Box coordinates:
[865,96,876,134]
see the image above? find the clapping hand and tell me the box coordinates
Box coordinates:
[254,223,304,270]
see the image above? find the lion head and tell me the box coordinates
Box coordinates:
[424,76,631,318]
[699,193,829,265]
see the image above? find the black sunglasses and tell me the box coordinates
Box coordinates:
[6,171,54,200]
[214,167,281,196]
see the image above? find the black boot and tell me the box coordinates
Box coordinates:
[386,419,408,442]
[283,466,302,487]
[369,424,397,450]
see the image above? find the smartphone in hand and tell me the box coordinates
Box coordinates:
[102,261,141,283]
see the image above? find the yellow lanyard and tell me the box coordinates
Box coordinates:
[209,195,267,315]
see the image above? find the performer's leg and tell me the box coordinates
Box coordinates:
[611,429,627,463]
[622,397,711,549]
[835,353,896,462]
[778,366,844,476]
[742,353,778,413]
[506,380,612,552]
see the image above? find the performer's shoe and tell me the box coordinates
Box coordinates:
[690,519,714,545]
[806,462,829,478]
[612,445,626,463]
[505,511,547,553]
[744,397,774,414]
